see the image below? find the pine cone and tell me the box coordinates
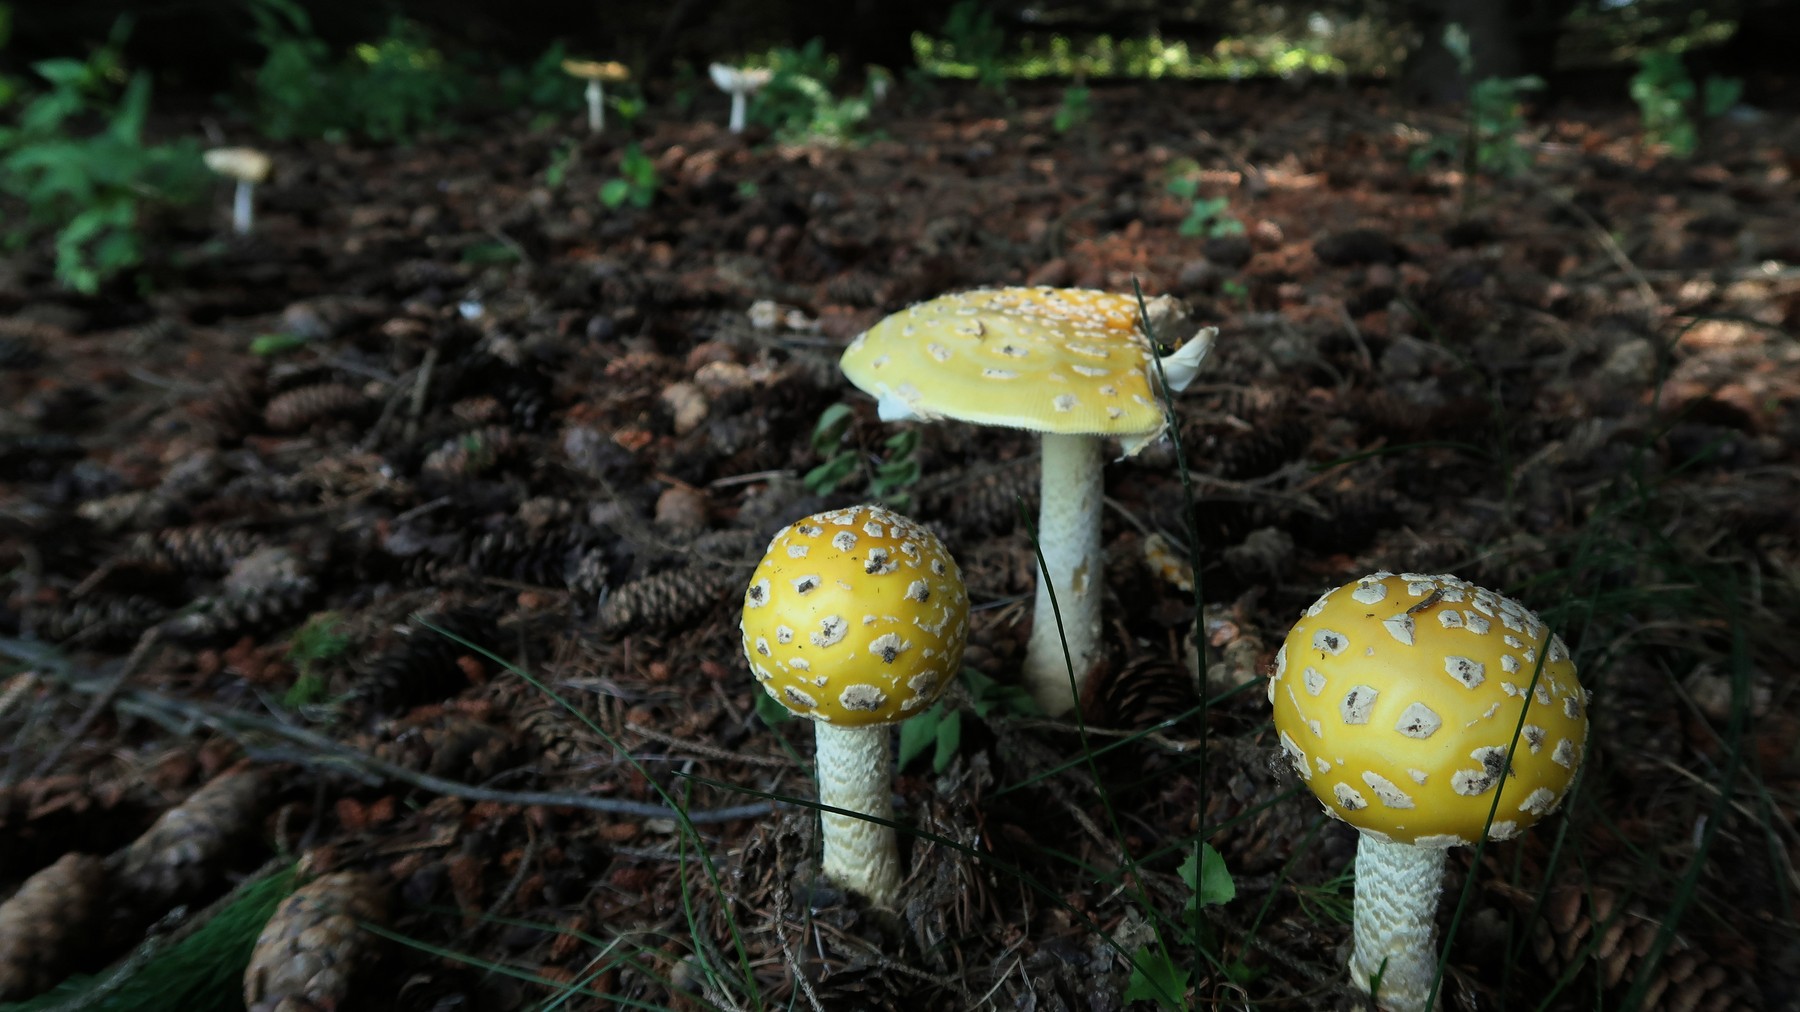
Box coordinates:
[129,524,267,574]
[264,383,367,432]
[0,853,106,1000]
[113,769,267,908]
[596,565,735,639]
[37,594,168,644]
[1532,884,1756,1011]
[243,871,391,1012]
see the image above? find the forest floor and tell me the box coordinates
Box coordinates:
[2,80,1799,1011]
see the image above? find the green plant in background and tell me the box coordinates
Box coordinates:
[803,403,922,509]
[0,5,19,107]
[0,16,207,293]
[937,0,1008,92]
[599,143,657,209]
[1052,82,1091,133]
[247,0,463,143]
[498,40,586,128]
[748,39,874,145]
[284,610,349,707]
[1165,161,1245,239]
[898,668,1039,773]
[543,139,577,189]
[1409,24,1542,180]
[1630,49,1741,157]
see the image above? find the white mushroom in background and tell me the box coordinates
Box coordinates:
[561,59,630,133]
[1269,572,1590,1012]
[709,63,773,134]
[203,147,273,236]
[740,504,968,905]
[839,286,1217,716]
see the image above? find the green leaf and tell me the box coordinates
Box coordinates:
[810,402,854,455]
[754,688,793,726]
[249,332,309,356]
[1122,945,1189,1009]
[897,702,944,769]
[599,178,630,208]
[802,452,859,496]
[1178,842,1236,909]
[931,708,961,772]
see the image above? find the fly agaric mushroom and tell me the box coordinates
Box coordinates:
[709,63,772,134]
[203,147,272,236]
[1269,572,1589,1012]
[561,59,629,133]
[839,287,1216,716]
[741,504,968,905]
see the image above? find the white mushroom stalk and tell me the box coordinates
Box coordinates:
[1269,572,1590,1012]
[843,287,1217,716]
[813,721,902,901]
[585,80,604,132]
[740,504,969,906]
[709,63,772,134]
[203,147,272,237]
[563,60,629,134]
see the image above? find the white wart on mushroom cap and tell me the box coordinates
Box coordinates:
[1269,572,1590,846]
[741,504,968,726]
[838,286,1209,455]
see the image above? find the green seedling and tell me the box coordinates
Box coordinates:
[802,403,922,510]
[1165,162,1245,239]
[1631,49,1741,157]
[284,610,349,707]
[1408,24,1542,183]
[543,139,577,189]
[898,668,1039,773]
[1125,842,1238,1009]
[599,143,657,209]
[249,332,309,356]
[1052,82,1091,133]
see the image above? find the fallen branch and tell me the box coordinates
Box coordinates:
[112,689,779,825]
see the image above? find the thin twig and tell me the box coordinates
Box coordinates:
[625,722,802,768]
[25,628,162,783]
[103,687,782,824]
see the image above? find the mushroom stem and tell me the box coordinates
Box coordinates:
[231,181,256,236]
[1350,835,1446,1012]
[728,90,748,133]
[813,721,902,905]
[1020,431,1105,716]
[585,80,604,133]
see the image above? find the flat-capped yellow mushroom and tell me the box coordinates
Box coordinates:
[561,59,629,133]
[741,504,968,905]
[839,286,1216,715]
[203,147,273,236]
[1269,572,1590,1011]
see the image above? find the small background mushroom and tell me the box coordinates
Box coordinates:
[202,147,272,236]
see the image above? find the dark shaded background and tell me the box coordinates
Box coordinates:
[4,0,1797,104]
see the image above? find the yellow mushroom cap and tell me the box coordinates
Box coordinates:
[840,287,1177,447]
[562,59,629,83]
[741,504,968,727]
[1269,572,1589,847]
[203,147,272,184]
